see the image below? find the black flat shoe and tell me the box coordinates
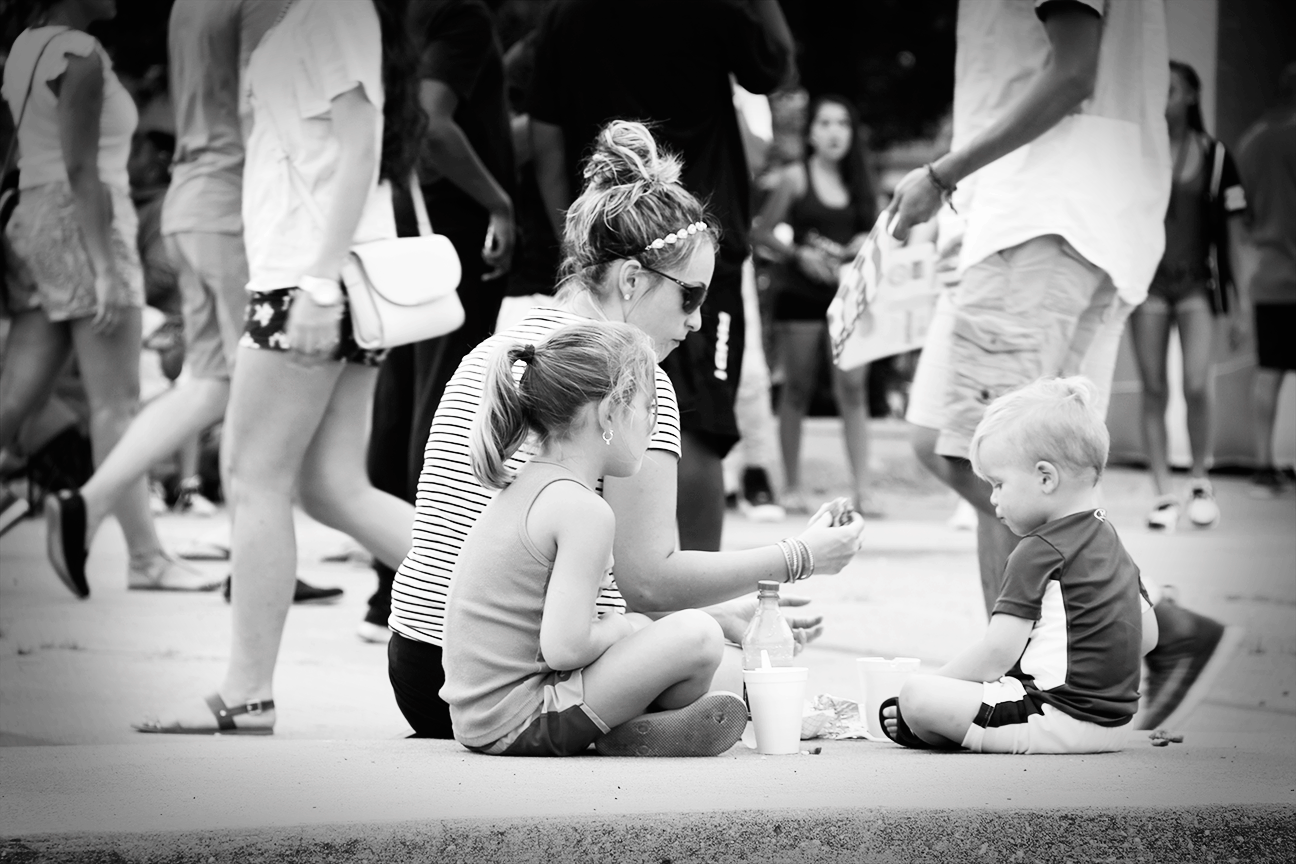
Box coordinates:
[45,490,89,599]
[222,576,344,604]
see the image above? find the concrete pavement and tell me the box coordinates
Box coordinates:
[2,418,1294,862]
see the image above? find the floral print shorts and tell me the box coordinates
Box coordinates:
[239,288,385,367]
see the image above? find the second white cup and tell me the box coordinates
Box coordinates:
[856,656,921,739]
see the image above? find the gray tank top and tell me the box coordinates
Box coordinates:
[439,460,590,747]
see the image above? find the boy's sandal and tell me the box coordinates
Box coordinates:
[878,696,934,750]
[133,693,275,736]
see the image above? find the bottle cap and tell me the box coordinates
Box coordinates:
[757,580,781,596]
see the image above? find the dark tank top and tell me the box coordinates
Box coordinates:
[774,163,871,321]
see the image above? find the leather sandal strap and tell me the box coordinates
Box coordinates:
[204,693,275,731]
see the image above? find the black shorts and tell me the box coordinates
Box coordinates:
[239,288,385,367]
[387,632,454,738]
[1254,302,1296,371]
[660,251,744,458]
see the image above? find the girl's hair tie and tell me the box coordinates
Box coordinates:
[514,344,537,364]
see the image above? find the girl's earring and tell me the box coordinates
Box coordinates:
[603,428,614,446]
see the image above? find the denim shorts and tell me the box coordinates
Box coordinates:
[4,181,144,321]
[239,288,385,367]
[467,669,612,757]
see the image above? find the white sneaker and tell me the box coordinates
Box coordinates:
[1146,494,1180,532]
[947,499,977,531]
[148,481,169,515]
[1186,478,1220,528]
[356,621,391,644]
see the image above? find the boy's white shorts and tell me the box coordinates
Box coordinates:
[961,676,1130,754]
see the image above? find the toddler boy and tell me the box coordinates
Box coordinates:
[884,377,1157,753]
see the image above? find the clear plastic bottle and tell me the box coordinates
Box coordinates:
[741,580,796,669]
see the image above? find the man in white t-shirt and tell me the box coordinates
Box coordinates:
[890,0,1240,732]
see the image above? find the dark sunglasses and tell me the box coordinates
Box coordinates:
[639,263,709,315]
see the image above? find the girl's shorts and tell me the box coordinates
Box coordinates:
[4,181,145,321]
[467,669,611,757]
[239,288,385,367]
[961,676,1130,755]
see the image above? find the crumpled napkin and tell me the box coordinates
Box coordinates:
[800,693,874,740]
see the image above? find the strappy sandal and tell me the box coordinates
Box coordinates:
[133,693,275,736]
[878,696,933,750]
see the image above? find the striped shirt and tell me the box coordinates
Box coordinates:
[389,307,682,646]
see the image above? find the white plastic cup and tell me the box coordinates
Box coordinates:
[856,657,921,739]
[742,666,808,755]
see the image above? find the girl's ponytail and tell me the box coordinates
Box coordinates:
[471,343,536,490]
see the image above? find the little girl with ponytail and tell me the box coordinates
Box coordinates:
[441,321,748,757]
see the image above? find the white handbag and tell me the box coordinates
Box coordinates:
[339,180,464,349]
[281,153,464,350]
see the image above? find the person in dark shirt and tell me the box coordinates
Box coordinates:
[883,377,1157,754]
[528,0,793,551]
[362,0,515,643]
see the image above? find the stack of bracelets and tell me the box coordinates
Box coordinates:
[776,537,815,583]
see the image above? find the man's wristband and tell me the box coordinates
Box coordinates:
[298,275,345,307]
[925,162,958,213]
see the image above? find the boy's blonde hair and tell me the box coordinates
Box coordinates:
[968,376,1110,482]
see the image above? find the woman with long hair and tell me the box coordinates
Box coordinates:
[128,0,427,733]
[2,0,206,590]
[1131,61,1249,531]
[386,120,864,739]
[752,94,879,516]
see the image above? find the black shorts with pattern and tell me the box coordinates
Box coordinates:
[239,288,385,367]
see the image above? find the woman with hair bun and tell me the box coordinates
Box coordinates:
[389,120,864,739]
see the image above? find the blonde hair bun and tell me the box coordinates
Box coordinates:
[581,120,683,195]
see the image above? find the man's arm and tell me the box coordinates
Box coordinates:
[938,613,1035,683]
[888,1,1103,240]
[420,80,514,277]
[531,118,570,240]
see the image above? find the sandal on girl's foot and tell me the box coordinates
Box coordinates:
[45,489,89,599]
[879,696,933,750]
[133,693,275,735]
[595,691,748,757]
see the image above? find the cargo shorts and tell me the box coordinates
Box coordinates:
[935,235,1119,459]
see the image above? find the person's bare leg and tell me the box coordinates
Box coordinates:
[0,310,71,452]
[1129,305,1173,495]
[890,674,984,748]
[776,322,822,504]
[913,424,1016,616]
[297,364,414,570]
[1176,301,1215,479]
[69,312,161,561]
[1252,369,1283,469]
[580,609,725,726]
[79,377,230,530]
[832,362,873,511]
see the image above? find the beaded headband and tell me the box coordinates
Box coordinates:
[644,221,708,252]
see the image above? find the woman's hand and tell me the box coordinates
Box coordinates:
[795,245,838,285]
[795,501,865,576]
[710,595,825,653]
[286,289,344,359]
[91,270,131,335]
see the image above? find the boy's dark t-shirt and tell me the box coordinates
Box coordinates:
[994,509,1148,727]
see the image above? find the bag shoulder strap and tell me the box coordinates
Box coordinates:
[3,27,73,178]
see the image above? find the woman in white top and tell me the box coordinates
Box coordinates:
[134,0,427,734]
[1,0,196,592]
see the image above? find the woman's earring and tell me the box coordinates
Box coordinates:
[603,428,614,446]
[622,292,632,301]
